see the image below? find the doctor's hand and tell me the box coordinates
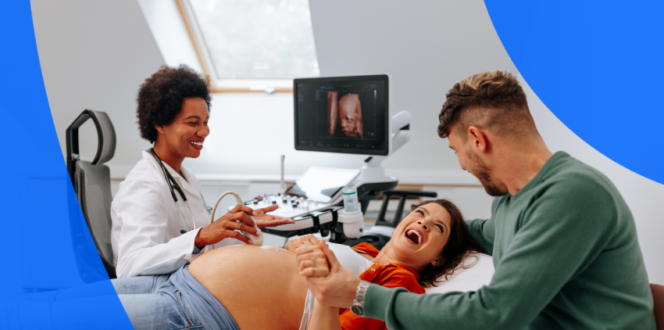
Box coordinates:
[302,240,360,308]
[252,204,295,228]
[195,205,260,247]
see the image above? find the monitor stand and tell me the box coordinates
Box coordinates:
[350,109,412,212]
[351,157,398,213]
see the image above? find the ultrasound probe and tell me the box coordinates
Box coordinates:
[209,191,264,248]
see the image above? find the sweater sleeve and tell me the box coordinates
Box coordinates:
[465,196,504,255]
[465,218,494,256]
[364,175,616,329]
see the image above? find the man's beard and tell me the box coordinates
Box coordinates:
[466,150,506,197]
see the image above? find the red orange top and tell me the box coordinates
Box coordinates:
[338,243,425,330]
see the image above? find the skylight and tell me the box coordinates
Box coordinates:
[183,0,320,91]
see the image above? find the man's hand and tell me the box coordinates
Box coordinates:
[295,238,330,277]
[252,204,294,228]
[285,234,321,252]
[301,240,361,308]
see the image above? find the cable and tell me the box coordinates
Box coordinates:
[150,148,195,229]
[208,192,264,249]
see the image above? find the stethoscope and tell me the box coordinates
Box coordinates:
[149,148,262,246]
[149,148,211,232]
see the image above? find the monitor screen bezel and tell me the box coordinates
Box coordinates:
[293,74,390,156]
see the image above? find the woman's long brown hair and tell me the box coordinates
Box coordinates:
[412,199,485,287]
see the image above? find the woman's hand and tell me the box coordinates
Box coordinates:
[295,237,331,277]
[194,205,260,248]
[252,204,294,228]
[284,234,321,252]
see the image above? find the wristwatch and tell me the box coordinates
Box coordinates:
[350,280,371,316]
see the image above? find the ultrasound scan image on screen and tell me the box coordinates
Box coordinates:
[294,75,389,155]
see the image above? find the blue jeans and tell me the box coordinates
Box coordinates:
[113,275,204,330]
[0,278,172,329]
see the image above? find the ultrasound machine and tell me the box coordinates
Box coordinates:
[236,75,436,249]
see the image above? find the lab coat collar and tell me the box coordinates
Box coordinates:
[141,150,201,195]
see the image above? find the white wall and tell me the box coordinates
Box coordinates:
[35,0,492,184]
[135,0,507,183]
[309,0,517,174]
[136,0,202,73]
[32,0,166,177]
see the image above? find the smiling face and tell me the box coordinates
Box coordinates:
[157,97,210,162]
[387,202,452,271]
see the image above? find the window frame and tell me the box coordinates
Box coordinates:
[175,0,314,94]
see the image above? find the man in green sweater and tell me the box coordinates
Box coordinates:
[299,71,655,329]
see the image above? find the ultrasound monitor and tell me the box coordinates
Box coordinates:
[294,75,389,156]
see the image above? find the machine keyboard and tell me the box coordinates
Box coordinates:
[241,194,343,236]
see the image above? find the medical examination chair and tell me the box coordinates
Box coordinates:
[66,110,117,281]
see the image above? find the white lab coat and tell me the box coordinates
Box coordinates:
[111,150,239,278]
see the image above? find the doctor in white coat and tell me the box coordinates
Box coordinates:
[111,65,293,278]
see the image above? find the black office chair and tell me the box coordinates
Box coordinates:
[66,110,117,281]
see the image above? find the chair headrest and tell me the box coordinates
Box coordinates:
[89,111,116,165]
[67,110,116,165]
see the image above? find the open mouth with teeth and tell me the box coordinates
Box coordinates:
[405,229,422,245]
[190,141,204,150]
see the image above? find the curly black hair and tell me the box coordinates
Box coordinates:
[137,65,211,143]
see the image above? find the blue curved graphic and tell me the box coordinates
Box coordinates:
[485,1,664,184]
[0,2,132,328]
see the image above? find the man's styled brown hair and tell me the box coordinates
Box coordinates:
[437,71,536,140]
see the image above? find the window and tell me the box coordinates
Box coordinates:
[176,0,320,93]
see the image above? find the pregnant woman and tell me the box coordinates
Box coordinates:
[113,199,484,330]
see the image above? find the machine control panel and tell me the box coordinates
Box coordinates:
[256,203,344,237]
[243,193,334,219]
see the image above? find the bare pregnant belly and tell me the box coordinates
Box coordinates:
[188,245,308,330]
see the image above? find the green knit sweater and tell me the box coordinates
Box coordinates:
[365,151,655,329]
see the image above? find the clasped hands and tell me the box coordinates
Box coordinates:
[288,235,361,308]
